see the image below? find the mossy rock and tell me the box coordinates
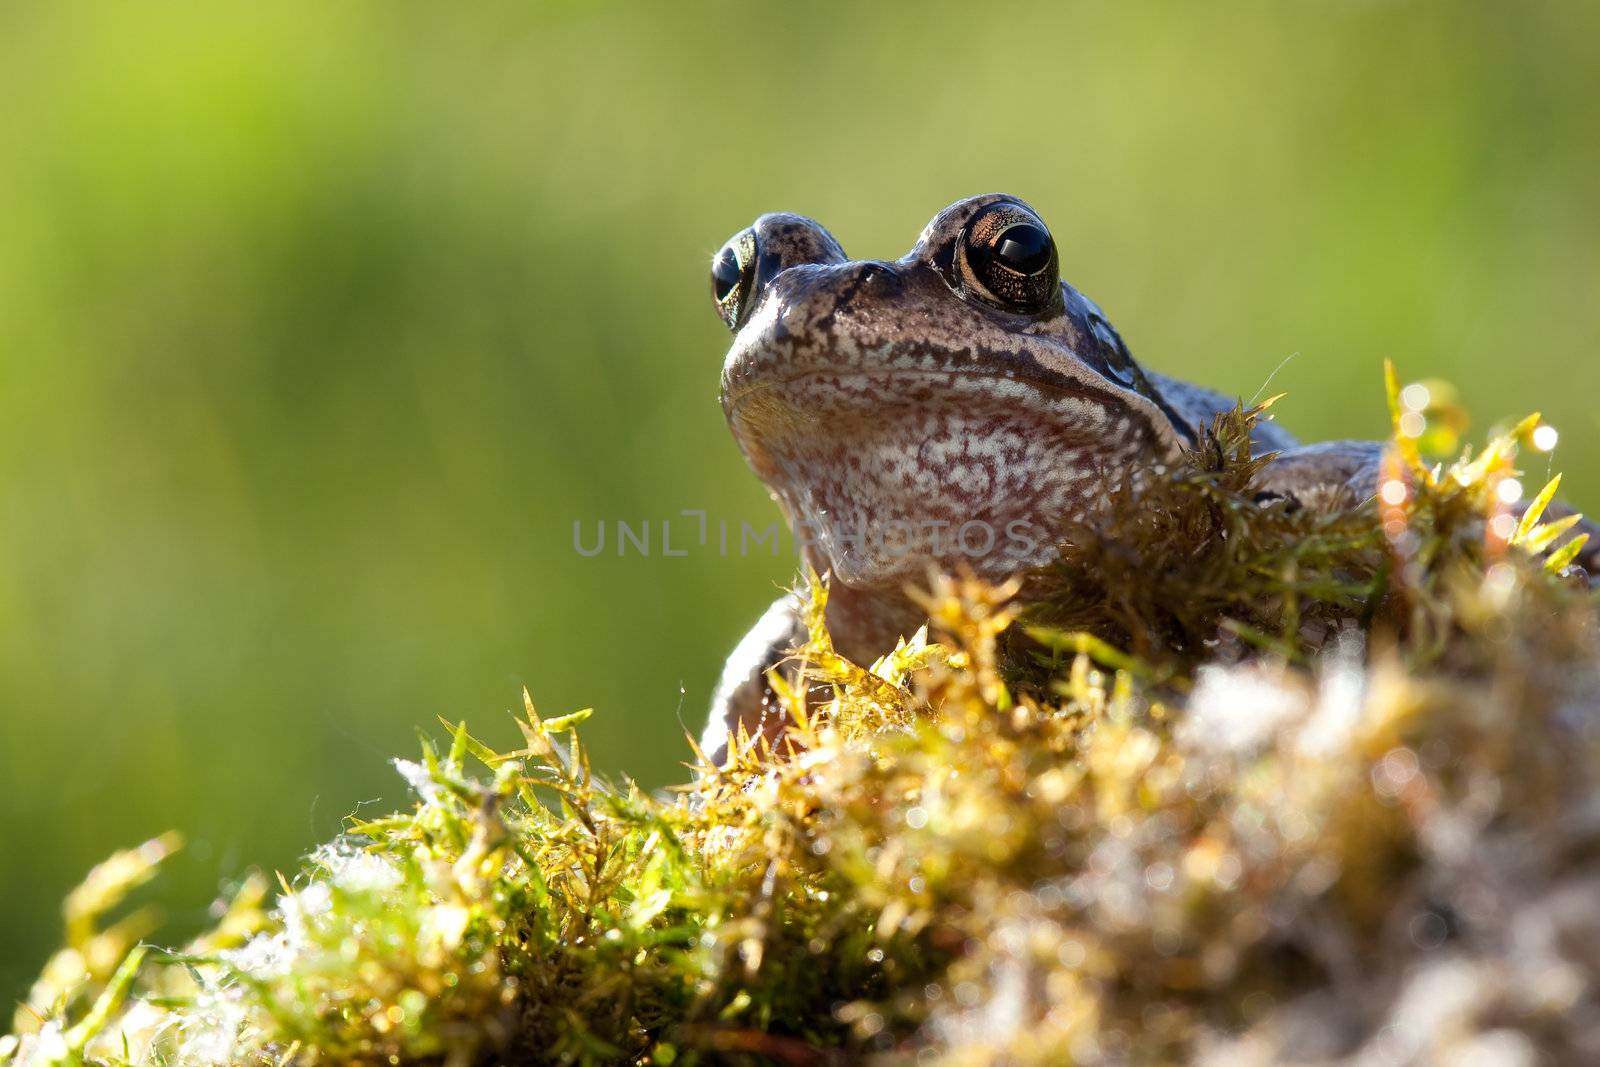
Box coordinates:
[7,377,1599,1066]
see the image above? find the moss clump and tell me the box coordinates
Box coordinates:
[6,369,1600,1066]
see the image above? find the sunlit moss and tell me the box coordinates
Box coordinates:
[6,372,1599,1066]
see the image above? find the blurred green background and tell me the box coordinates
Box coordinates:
[2,0,1597,1003]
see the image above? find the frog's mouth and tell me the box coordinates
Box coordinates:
[724,365,1183,466]
[722,345,1190,458]
[726,366,1089,415]
[724,366,1072,413]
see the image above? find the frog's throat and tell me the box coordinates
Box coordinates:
[728,379,1178,588]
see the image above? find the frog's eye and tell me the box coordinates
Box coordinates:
[956,203,1060,313]
[710,228,758,331]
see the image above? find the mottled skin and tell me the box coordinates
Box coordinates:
[702,193,1587,763]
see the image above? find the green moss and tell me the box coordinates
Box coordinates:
[7,370,1600,1065]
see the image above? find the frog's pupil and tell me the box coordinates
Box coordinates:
[994,223,1052,275]
[712,246,743,302]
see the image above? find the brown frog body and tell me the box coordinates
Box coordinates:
[702,193,1587,762]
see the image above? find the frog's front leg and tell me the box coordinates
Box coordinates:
[1250,440,1386,510]
[1257,441,1600,573]
[702,590,807,765]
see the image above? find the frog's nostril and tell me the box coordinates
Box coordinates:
[855,262,902,302]
[852,261,900,293]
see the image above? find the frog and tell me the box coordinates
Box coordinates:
[700,192,1594,764]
